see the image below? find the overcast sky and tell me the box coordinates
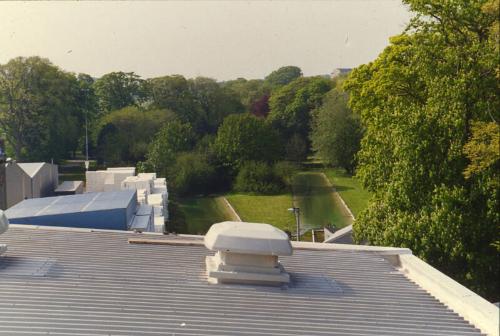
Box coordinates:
[0,1,411,81]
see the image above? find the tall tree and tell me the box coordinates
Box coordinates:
[188,77,244,134]
[95,106,176,164]
[311,88,362,174]
[265,66,302,87]
[214,114,283,169]
[267,76,332,159]
[145,120,196,177]
[0,56,82,161]
[223,78,270,112]
[94,71,146,113]
[345,0,499,300]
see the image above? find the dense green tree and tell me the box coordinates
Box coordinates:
[171,152,218,196]
[265,66,302,87]
[311,89,363,173]
[188,77,245,134]
[234,161,285,194]
[145,120,196,177]
[345,0,499,300]
[94,71,146,113]
[285,133,308,162]
[223,78,270,111]
[0,56,83,161]
[95,107,176,164]
[147,75,200,120]
[267,76,332,152]
[147,76,244,134]
[214,114,283,168]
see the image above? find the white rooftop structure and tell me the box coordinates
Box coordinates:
[16,162,45,178]
[205,222,293,286]
[205,221,292,255]
[54,180,84,195]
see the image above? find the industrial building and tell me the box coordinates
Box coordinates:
[0,221,497,336]
[1,161,58,209]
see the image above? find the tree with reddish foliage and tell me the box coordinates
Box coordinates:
[250,95,270,118]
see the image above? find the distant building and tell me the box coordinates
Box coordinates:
[2,161,58,209]
[330,68,352,79]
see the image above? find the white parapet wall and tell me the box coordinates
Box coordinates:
[398,254,499,336]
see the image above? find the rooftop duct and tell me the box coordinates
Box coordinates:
[0,210,9,255]
[204,221,292,286]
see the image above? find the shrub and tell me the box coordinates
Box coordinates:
[171,152,218,196]
[273,161,299,186]
[234,161,285,194]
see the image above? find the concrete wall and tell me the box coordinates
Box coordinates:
[5,162,58,209]
[5,163,30,209]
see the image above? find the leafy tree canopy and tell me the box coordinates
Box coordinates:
[265,66,302,87]
[0,56,85,161]
[345,0,499,300]
[268,76,332,146]
[145,120,196,177]
[311,88,363,174]
[95,106,176,164]
[214,114,283,169]
[94,71,146,113]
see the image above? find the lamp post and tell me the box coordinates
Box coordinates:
[287,207,300,242]
[84,113,89,171]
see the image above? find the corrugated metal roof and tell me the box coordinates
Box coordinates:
[5,191,136,218]
[0,227,484,336]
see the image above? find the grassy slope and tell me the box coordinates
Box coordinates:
[225,194,295,232]
[322,168,371,217]
[292,172,352,230]
[176,196,237,235]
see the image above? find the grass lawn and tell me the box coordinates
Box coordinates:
[322,168,371,217]
[292,172,352,230]
[225,194,295,232]
[175,197,238,235]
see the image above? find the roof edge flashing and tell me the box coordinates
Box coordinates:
[398,254,499,336]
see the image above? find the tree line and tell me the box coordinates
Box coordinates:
[0,60,358,195]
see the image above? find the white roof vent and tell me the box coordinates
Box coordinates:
[0,210,9,255]
[204,221,292,286]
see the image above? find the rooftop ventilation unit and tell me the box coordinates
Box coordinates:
[0,210,9,255]
[204,221,293,286]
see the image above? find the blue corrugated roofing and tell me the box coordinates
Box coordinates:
[5,190,136,230]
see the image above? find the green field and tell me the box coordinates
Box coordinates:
[175,197,238,235]
[292,172,352,230]
[322,168,371,217]
[225,194,295,232]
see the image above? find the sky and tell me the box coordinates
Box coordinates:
[0,1,412,81]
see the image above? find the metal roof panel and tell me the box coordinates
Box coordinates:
[0,227,485,336]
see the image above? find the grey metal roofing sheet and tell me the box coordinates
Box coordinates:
[0,227,483,336]
[5,190,136,218]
